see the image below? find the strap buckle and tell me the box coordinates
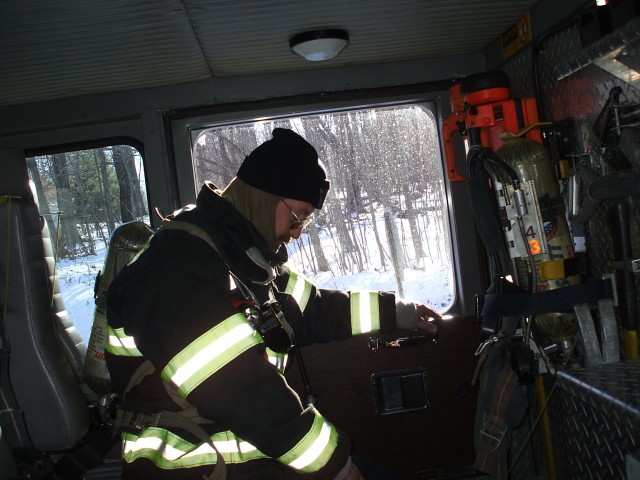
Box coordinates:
[129,411,161,431]
[477,413,508,453]
[474,333,505,356]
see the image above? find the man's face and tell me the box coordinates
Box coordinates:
[275,198,315,245]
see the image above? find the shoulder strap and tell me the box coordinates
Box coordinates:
[161,218,276,285]
[161,219,264,306]
[160,220,221,254]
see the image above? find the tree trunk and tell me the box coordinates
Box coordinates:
[308,223,329,272]
[71,155,96,256]
[122,147,147,218]
[96,149,116,234]
[112,146,135,223]
[26,156,57,240]
[371,210,387,269]
[51,153,82,258]
[403,184,425,260]
[384,209,404,296]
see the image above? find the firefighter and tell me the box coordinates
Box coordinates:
[105,128,439,480]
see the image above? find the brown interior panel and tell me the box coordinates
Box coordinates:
[286,315,482,480]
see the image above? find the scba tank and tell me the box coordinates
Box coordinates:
[83,221,154,394]
[497,138,581,346]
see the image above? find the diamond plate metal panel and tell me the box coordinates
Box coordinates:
[509,387,548,480]
[496,13,640,479]
[549,362,640,480]
[502,47,535,99]
[501,17,640,351]
[533,23,640,292]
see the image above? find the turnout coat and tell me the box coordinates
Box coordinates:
[106,182,406,479]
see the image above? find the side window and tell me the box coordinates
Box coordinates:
[27,145,149,342]
[191,105,455,312]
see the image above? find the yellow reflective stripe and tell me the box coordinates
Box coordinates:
[350,291,381,334]
[122,428,267,469]
[284,271,313,311]
[105,326,142,357]
[266,349,288,372]
[121,414,338,473]
[279,410,338,473]
[162,313,263,397]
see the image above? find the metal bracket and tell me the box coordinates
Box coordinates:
[611,258,640,273]
[574,299,620,367]
[501,180,548,259]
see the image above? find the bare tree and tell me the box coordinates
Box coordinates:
[112,146,146,222]
[51,153,82,257]
[26,156,58,240]
[96,149,116,235]
[188,105,452,292]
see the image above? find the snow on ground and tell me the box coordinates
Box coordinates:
[58,216,454,343]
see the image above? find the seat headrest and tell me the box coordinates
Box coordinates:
[0,146,31,198]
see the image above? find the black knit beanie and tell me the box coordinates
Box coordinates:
[236,128,330,209]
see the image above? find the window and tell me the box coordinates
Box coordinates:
[192,105,454,312]
[27,145,149,342]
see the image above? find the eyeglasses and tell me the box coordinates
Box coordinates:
[281,198,313,229]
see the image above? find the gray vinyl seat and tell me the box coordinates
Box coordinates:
[0,427,18,479]
[0,145,113,477]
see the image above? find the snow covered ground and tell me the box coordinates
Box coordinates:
[58,214,454,343]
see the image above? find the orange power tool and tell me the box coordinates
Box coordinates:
[442,71,542,182]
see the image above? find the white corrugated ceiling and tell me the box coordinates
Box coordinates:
[0,0,541,107]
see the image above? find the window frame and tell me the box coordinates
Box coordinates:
[170,90,443,204]
[168,89,476,314]
[24,139,150,343]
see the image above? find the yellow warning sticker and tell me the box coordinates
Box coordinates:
[501,12,532,60]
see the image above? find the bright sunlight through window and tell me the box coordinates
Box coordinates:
[191,105,455,314]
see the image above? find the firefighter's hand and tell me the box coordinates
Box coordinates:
[416,304,440,334]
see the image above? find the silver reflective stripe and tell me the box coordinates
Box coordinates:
[106,325,142,357]
[350,291,381,334]
[162,313,263,397]
[122,428,266,469]
[284,271,313,311]
[278,409,339,473]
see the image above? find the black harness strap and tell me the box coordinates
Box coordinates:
[160,220,221,255]
[482,277,614,318]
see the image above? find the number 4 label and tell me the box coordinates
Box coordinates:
[525,225,536,239]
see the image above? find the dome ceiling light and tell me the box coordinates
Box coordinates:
[289,29,350,62]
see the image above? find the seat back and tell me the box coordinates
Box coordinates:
[36,175,89,386]
[0,145,89,452]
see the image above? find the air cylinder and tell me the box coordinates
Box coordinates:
[83,221,153,394]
